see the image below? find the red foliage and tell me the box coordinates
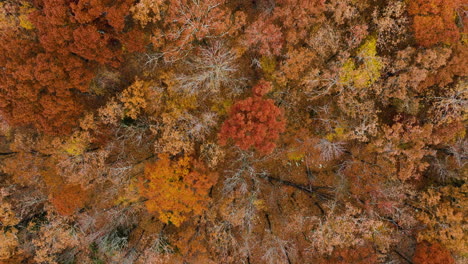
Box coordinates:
[218,82,285,154]
[413,241,455,264]
[252,79,272,97]
[408,0,461,47]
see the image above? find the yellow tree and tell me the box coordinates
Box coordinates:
[139,154,217,227]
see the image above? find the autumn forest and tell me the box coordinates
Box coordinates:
[0,0,467,263]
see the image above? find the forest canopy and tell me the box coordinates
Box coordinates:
[0,0,466,263]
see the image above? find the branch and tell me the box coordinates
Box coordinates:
[394,250,413,264]
[259,174,334,201]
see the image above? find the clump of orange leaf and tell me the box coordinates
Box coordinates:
[0,0,146,134]
[413,241,455,264]
[318,245,379,264]
[415,184,467,254]
[244,16,284,56]
[49,184,89,216]
[408,0,461,47]
[138,154,217,227]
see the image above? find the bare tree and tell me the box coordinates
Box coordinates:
[176,42,244,94]
[315,139,346,161]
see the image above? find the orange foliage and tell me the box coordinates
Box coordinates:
[413,241,455,264]
[408,0,461,47]
[30,0,145,66]
[244,16,284,56]
[0,0,145,134]
[373,116,435,181]
[318,245,379,264]
[50,184,89,216]
[0,1,466,263]
[138,154,217,227]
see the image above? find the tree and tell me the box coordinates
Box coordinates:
[244,15,284,56]
[272,0,325,46]
[131,0,165,27]
[175,43,241,95]
[408,0,461,47]
[415,184,467,254]
[0,0,145,134]
[373,116,435,181]
[138,154,218,227]
[252,79,272,97]
[413,241,455,264]
[340,37,382,89]
[149,0,242,62]
[119,78,150,120]
[32,216,79,264]
[218,81,286,154]
[49,184,89,216]
[308,203,394,255]
[30,0,145,66]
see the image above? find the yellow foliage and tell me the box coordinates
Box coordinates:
[260,56,277,76]
[63,132,89,156]
[0,201,20,227]
[165,92,198,118]
[18,2,35,30]
[139,154,217,227]
[115,179,141,207]
[287,150,305,161]
[159,70,178,90]
[340,37,382,89]
[325,126,346,141]
[211,99,232,116]
[253,199,266,211]
[18,16,34,30]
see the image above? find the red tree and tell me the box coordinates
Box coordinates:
[218,81,285,154]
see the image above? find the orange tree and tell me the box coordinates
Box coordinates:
[408,0,461,47]
[0,0,145,134]
[413,241,455,264]
[138,154,217,227]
